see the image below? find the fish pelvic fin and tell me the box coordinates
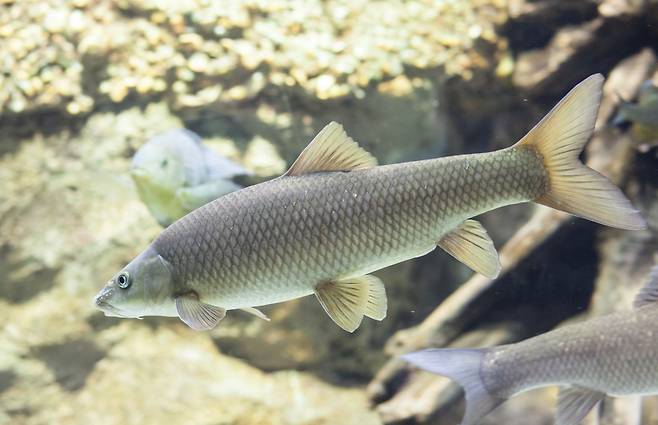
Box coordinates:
[438,220,501,279]
[556,386,605,425]
[515,74,646,230]
[402,348,504,425]
[315,274,387,332]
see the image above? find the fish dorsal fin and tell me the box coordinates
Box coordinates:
[556,386,605,425]
[438,220,502,279]
[175,293,227,331]
[284,121,377,176]
[240,307,270,321]
[633,265,658,308]
[314,274,387,332]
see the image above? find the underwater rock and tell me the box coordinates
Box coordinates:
[0,0,508,118]
[511,2,655,97]
[34,339,106,392]
[203,75,453,167]
[504,0,597,50]
[598,48,657,125]
[47,326,381,425]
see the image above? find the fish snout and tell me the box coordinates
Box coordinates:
[130,167,151,181]
[93,285,115,310]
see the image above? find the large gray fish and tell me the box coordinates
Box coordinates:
[94,74,645,333]
[403,266,658,425]
[131,128,249,227]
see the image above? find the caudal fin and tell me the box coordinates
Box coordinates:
[516,74,646,230]
[402,348,504,425]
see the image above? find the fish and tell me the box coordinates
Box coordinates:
[612,80,658,151]
[131,128,250,227]
[402,265,658,425]
[94,74,645,333]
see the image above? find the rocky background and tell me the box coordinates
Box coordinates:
[0,0,657,424]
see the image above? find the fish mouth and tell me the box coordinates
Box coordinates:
[96,301,131,318]
[130,167,151,182]
[94,296,129,318]
[93,287,137,319]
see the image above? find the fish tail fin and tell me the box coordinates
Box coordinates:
[402,348,504,425]
[516,74,646,230]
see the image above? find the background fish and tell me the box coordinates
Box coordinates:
[613,80,658,151]
[95,74,645,333]
[131,128,250,227]
[403,265,658,425]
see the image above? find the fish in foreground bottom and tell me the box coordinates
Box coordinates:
[403,266,658,425]
[94,74,645,333]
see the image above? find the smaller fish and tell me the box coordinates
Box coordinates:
[131,128,250,227]
[613,80,658,151]
[403,266,658,425]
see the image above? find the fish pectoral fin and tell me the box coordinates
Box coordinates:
[315,275,387,333]
[284,121,377,176]
[633,265,658,308]
[438,220,501,279]
[176,181,241,210]
[556,386,605,425]
[175,293,227,331]
[240,307,271,321]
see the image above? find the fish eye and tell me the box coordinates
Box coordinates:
[116,272,131,289]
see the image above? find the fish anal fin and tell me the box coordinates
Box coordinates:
[633,265,658,308]
[363,275,387,321]
[285,121,377,176]
[556,385,605,425]
[175,293,226,331]
[315,274,386,332]
[438,220,501,279]
[240,307,271,321]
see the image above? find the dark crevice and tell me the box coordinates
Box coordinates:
[34,339,106,392]
[0,244,59,304]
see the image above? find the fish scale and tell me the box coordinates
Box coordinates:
[154,147,546,310]
[484,307,658,397]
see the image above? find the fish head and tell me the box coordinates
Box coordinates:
[131,131,193,193]
[94,246,175,319]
